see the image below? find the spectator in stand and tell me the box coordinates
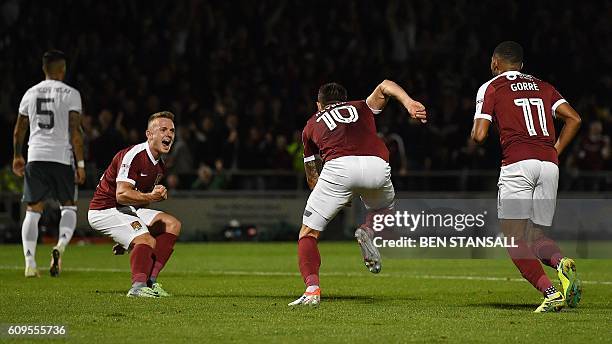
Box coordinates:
[91,109,126,174]
[575,121,610,171]
[0,0,609,191]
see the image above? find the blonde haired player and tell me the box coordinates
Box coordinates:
[88,111,181,297]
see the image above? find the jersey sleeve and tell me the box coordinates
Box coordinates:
[67,89,82,113]
[474,82,496,122]
[116,154,139,185]
[302,125,319,162]
[18,91,31,116]
[364,99,383,115]
[550,87,567,116]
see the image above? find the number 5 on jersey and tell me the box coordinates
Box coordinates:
[513,97,549,137]
[36,98,55,129]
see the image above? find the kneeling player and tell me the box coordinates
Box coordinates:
[88,111,180,298]
[289,81,427,306]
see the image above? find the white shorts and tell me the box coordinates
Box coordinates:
[88,206,162,249]
[303,156,395,231]
[497,159,559,226]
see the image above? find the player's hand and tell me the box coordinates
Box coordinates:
[12,156,25,177]
[406,101,427,123]
[75,167,86,185]
[150,185,168,202]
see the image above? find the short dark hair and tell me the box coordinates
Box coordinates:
[493,41,523,65]
[317,82,347,106]
[42,50,66,67]
[148,111,175,126]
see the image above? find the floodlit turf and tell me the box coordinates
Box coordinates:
[0,243,610,343]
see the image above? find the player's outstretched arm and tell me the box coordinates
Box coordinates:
[471,118,491,144]
[116,182,167,206]
[304,159,321,190]
[554,103,582,155]
[366,79,427,123]
[12,114,29,177]
[69,111,86,184]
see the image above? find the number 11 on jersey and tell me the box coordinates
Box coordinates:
[513,97,549,137]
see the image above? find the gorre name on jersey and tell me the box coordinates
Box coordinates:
[510,82,539,92]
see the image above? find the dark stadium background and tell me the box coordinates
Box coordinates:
[0,0,610,240]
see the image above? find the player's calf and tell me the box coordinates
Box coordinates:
[128,233,156,296]
[291,225,322,306]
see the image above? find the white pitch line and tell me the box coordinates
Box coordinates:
[1,265,611,285]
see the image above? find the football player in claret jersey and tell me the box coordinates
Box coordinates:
[88,111,181,298]
[12,50,86,278]
[471,41,583,312]
[289,81,427,306]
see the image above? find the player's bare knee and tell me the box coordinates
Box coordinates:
[500,219,527,240]
[133,233,156,249]
[61,200,76,207]
[27,202,44,213]
[298,224,320,240]
[167,218,181,236]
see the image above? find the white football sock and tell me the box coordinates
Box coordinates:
[22,211,41,268]
[56,206,77,252]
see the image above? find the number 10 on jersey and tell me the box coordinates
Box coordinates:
[316,105,359,131]
[513,98,549,136]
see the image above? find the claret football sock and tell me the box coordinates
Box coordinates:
[298,236,321,287]
[149,233,177,281]
[530,236,563,269]
[22,211,41,268]
[507,239,553,296]
[130,244,154,287]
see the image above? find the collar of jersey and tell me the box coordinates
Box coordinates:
[501,71,521,76]
[144,143,159,165]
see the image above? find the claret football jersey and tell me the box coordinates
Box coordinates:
[302,100,389,163]
[89,142,165,210]
[474,71,566,166]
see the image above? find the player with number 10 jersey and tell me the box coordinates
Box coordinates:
[289,81,427,306]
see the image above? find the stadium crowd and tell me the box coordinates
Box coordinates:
[1,0,610,190]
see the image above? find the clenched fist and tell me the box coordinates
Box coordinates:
[149,184,168,202]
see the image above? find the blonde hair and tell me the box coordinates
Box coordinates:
[148,111,175,127]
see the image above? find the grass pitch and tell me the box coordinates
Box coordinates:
[0,242,610,343]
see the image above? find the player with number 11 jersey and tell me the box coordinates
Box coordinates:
[471,41,583,313]
[474,66,564,166]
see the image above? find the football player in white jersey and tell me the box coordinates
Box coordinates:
[12,50,86,277]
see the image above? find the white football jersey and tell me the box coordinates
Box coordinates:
[18,80,82,165]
